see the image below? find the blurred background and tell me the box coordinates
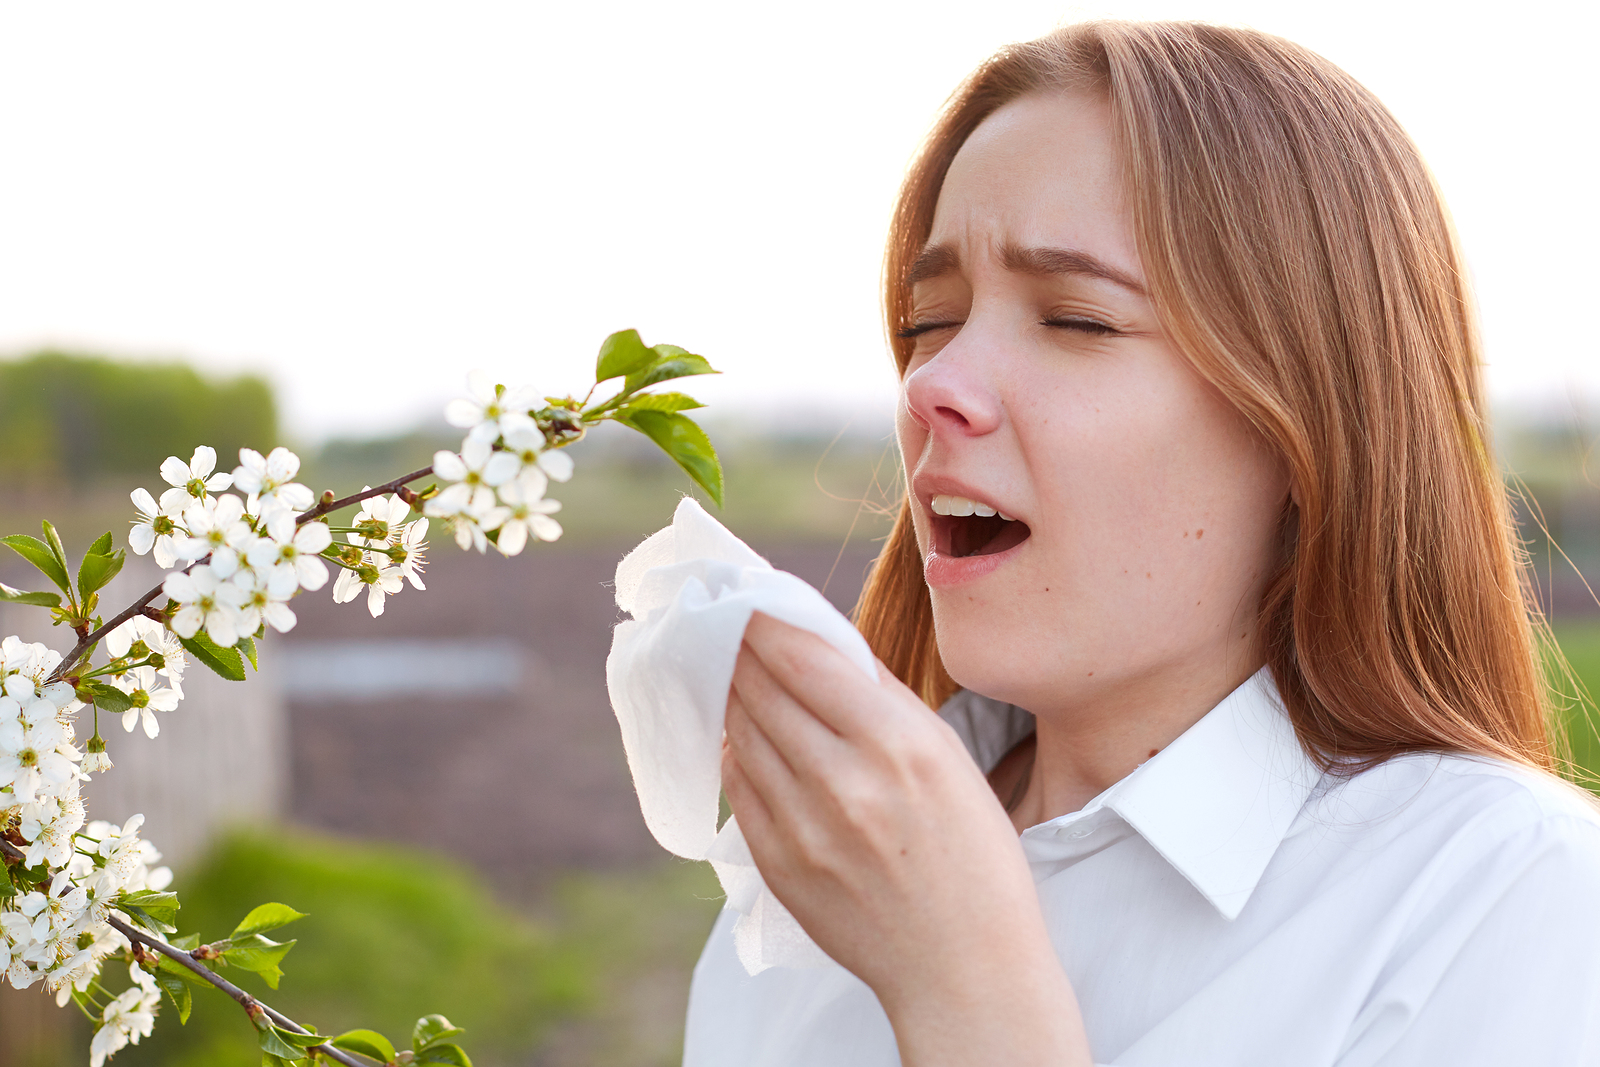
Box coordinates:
[0,0,1594,1064]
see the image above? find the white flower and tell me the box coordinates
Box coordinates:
[232,447,314,515]
[444,370,540,445]
[349,492,410,548]
[494,474,562,555]
[157,446,233,513]
[331,561,404,618]
[127,488,185,569]
[114,667,180,739]
[231,567,297,635]
[81,744,113,774]
[103,618,186,699]
[0,702,77,803]
[247,512,332,596]
[163,565,249,647]
[89,965,159,1067]
[18,786,86,867]
[501,427,574,482]
[430,437,520,513]
[391,518,428,590]
[175,494,252,576]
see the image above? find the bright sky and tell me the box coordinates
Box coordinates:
[0,1,1592,440]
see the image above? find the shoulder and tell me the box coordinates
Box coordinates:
[1303,751,1600,890]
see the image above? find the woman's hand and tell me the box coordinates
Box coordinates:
[722,612,1093,1066]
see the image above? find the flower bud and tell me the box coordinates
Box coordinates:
[147,652,166,669]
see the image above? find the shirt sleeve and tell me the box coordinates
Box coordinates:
[1333,810,1600,1067]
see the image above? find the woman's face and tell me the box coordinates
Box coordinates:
[896,90,1289,718]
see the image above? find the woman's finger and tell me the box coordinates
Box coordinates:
[724,686,805,817]
[731,643,847,778]
[720,732,776,845]
[743,612,917,739]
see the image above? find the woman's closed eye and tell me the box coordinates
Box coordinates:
[895,320,963,340]
[1042,314,1118,335]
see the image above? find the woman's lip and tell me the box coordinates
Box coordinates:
[924,537,1028,588]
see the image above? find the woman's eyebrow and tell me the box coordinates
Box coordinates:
[1001,244,1147,295]
[905,242,1146,296]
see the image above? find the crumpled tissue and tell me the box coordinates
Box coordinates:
[605,497,878,974]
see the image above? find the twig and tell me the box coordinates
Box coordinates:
[105,915,368,1067]
[44,465,436,684]
[0,836,24,864]
[295,465,435,526]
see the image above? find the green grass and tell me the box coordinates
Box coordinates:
[1552,621,1600,787]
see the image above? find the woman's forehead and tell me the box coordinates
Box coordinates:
[927,90,1139,281]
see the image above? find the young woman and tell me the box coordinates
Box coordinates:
[691,20,1600,1066]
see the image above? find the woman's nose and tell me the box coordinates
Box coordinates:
[902,350,1003,438]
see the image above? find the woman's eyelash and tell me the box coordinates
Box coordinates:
[895,320,962,339]
[1042,315,1117,335]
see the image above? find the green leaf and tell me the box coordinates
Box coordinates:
[332,1030,397,1062]
[416,1045,472,1066]
[118,889,181,933]
[153,968,194,1024]
[178,631,247,681]
[169,932,201,951]
[270,1028,327,1050]
[77,546,125,602]
[231,902,308,940]
[613,391,704,414]
[0,582,61,608]
[156,955,216,990]
[621,352,717,396]
[413,1014,465,1051]
[223,934,296,989]
[87,682,134,714]
[257,1025,307,1060]
[594,329,657,383]
[88,531,114,556]
[40,521,70,580]
[239,635,259,672]
[614,409,725,507]
[1,535,71,596]
[0,880,15,900]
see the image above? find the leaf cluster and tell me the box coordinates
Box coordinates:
[0,521,124,634]
[581,329,725,507]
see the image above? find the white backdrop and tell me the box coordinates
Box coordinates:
[0,0,1593,439]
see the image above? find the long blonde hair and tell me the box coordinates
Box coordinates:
[855,20,1558,774]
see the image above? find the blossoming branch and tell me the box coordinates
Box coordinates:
[0,330,722,1067]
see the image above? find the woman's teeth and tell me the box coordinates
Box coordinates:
[930,494,1015,521]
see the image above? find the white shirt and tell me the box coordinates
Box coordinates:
[683,670,1600,1066]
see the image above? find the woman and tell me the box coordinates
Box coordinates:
[691,20,1600,1066]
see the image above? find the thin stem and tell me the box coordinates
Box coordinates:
[296,465,435,526]
[105,915,367,1067]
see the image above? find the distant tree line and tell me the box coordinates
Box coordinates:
[0,351,277,488]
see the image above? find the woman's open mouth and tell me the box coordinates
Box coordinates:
[929,494,1032,558]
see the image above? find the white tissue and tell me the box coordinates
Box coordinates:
[606,497,878,973]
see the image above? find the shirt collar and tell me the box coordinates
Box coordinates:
[1094,668,1322,920]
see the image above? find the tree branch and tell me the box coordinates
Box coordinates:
[295,465,436,526]
[0,835,24,864]
[105,915,368,1067]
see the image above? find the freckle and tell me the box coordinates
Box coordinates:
[1087,671,1094,677]
[1044,587,1049,592]
[1196,529,1204,539]
[1148,748,1159,759]
[1196,600,1202,606]
[900,848,908,856]
[1145,572,1151,579]
[1182,531,1188,538]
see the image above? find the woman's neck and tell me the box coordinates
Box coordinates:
[990,658,1265,833]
